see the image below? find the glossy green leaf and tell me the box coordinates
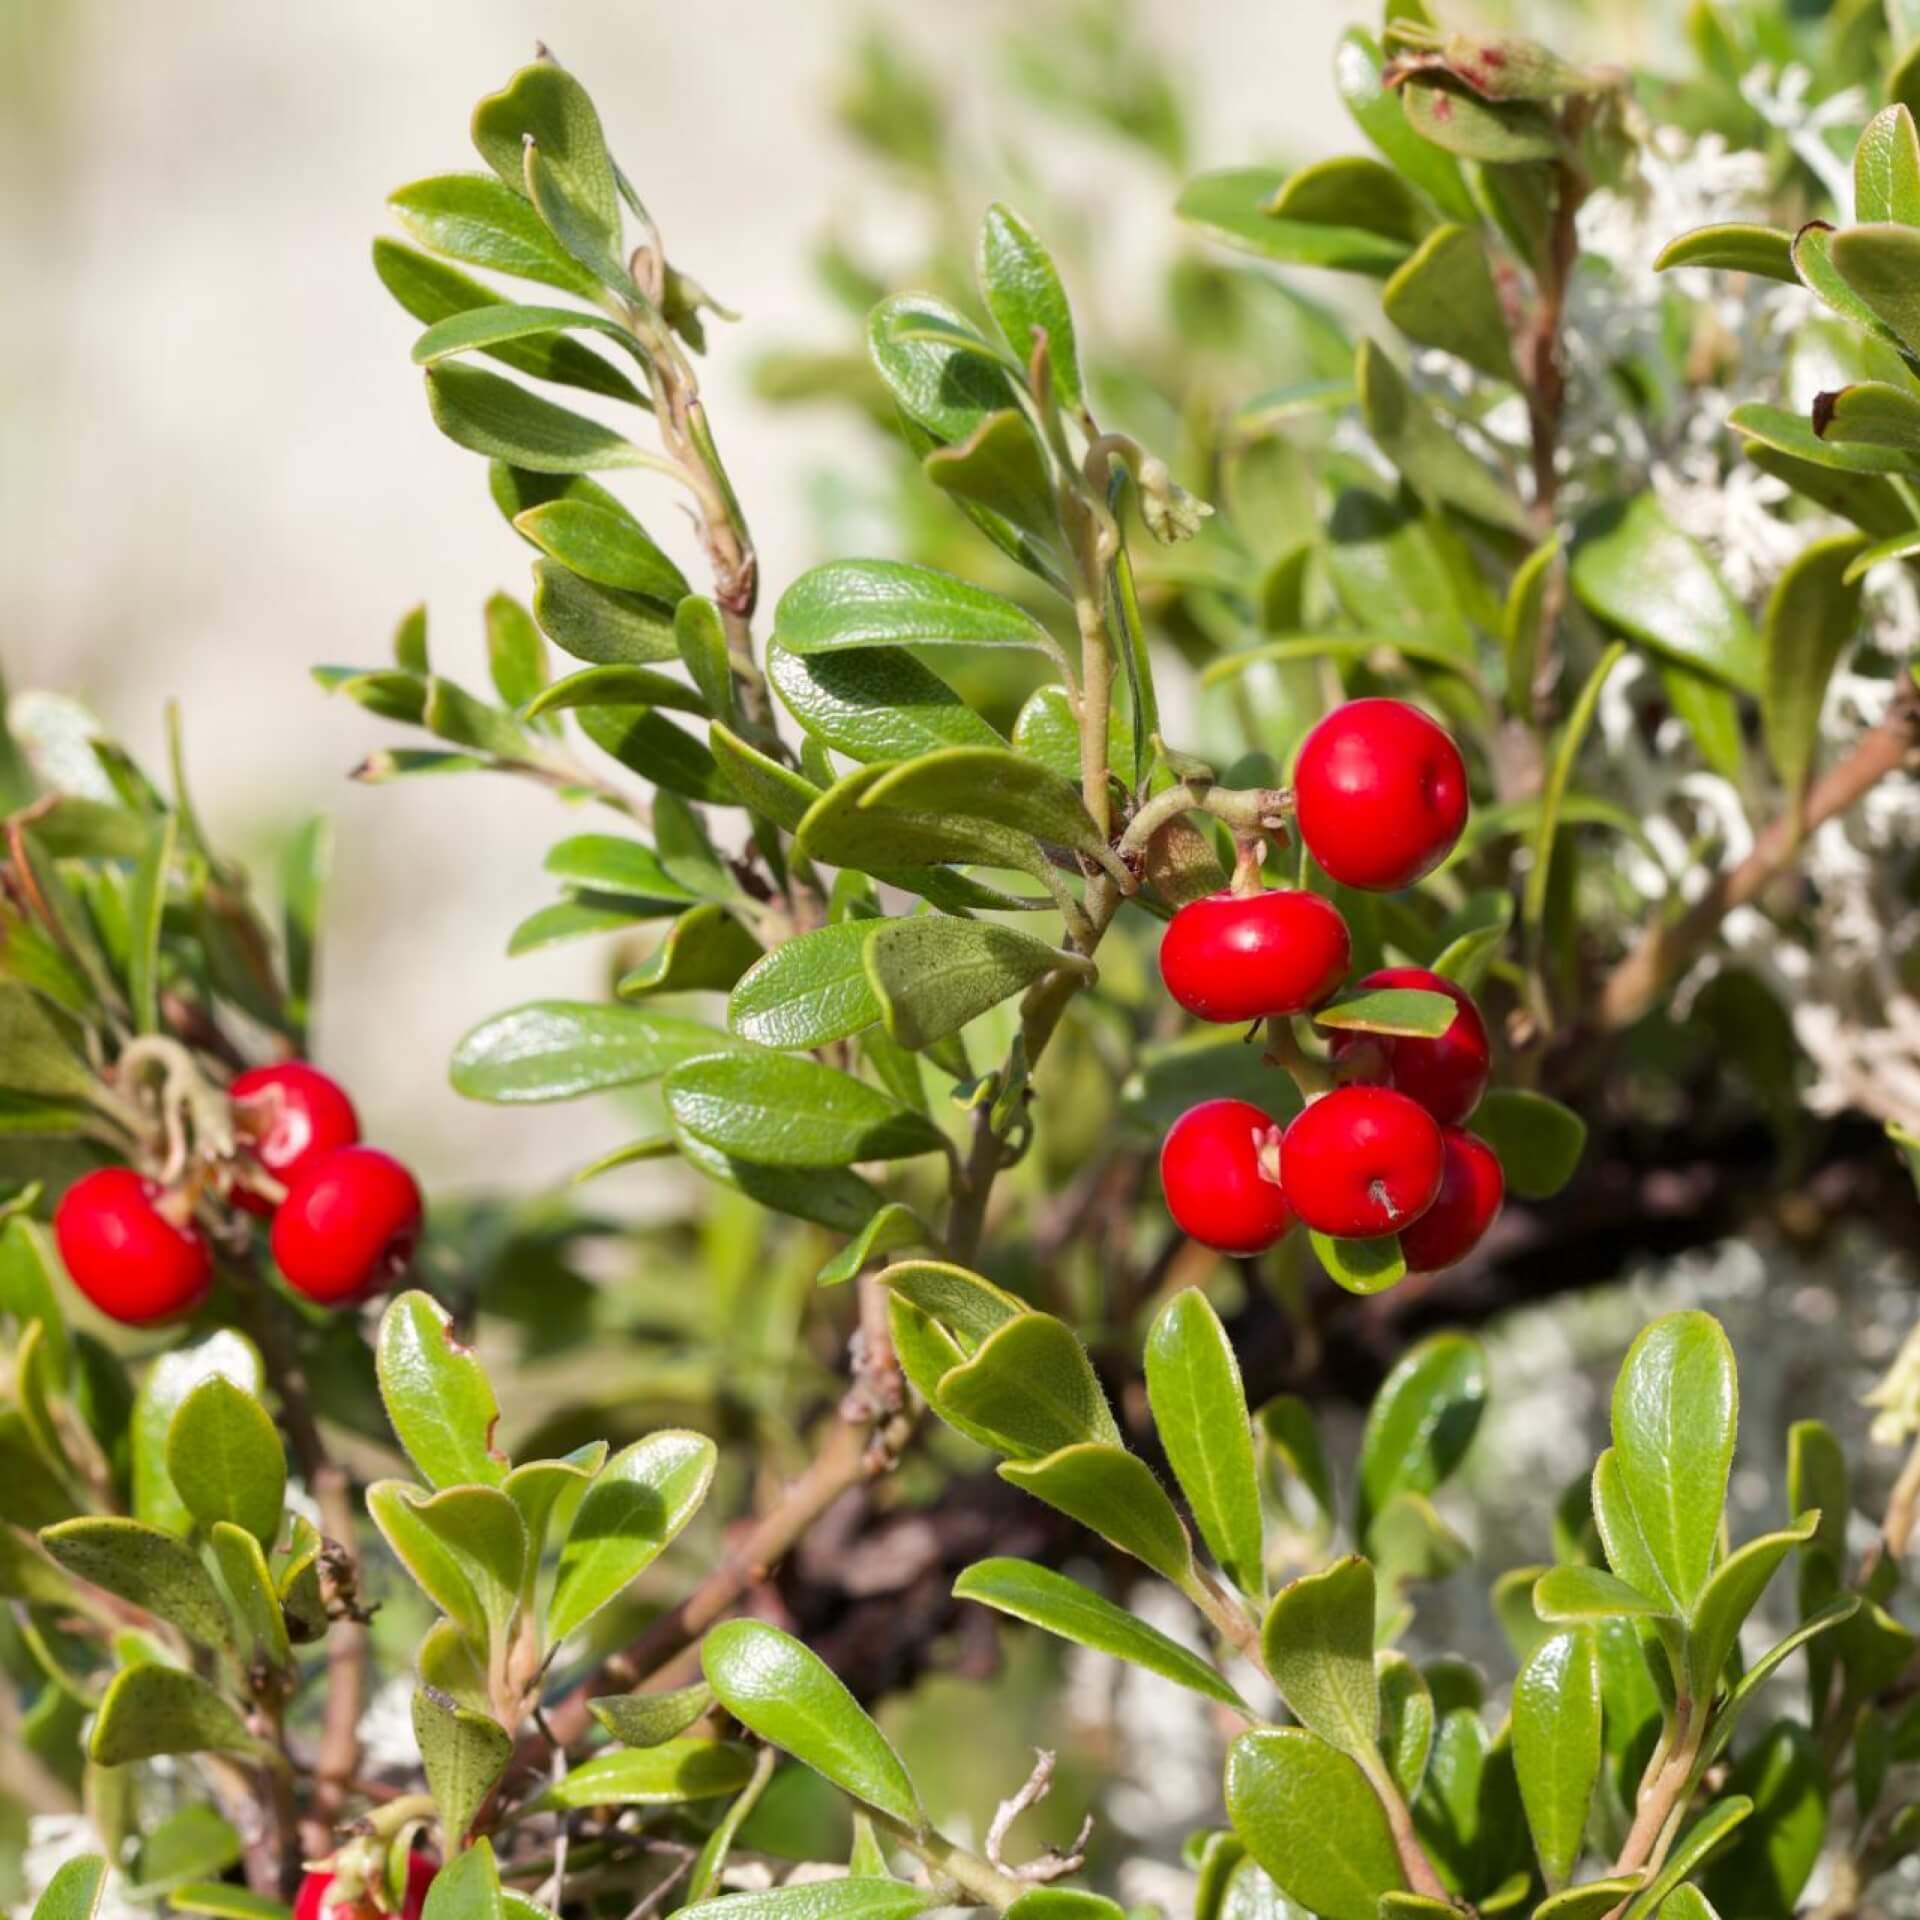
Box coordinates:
[675,1884,932,1920]
[999,1442,1193,1584]
[1145,1289,1264,1598]
[548,1429,716,1643]
[413,1688,512,1843]
[1533,1564,1675,1625]
[1702,1723,1825,1918]
[882,1260,1026,1346]
[1610,1312,1737,1615]
[1684,1514,1817,1704]
[1469,1090,1586,1199]
[588,1682,714,1748]
[1622,1799,1751,1920]
[860,746,1106,858]
[953,1556,1245,1706]
[507,897,673,954]
[123,814,175,1035]
[766,639,1003,764]
[90,1662,260,1766]
[578,704,730,803]
[1829,221,1920,351]
[544,833,698,900]
[1532,1878,1645,1920]
[663,1050,943,1168]
[1177,168,1412,275]
[1315,989,1458,1038]
[1856,104,1920,224]
[814,1202,928,1288]
[1814,380,1920,452]
[924,409,1063,554]
[0,987,94,1103]
[451,1000,741,1102]
[617,904,761,998]
[419,1842,502,1920]
[1382,226,1515,381]
[1225,1728,1406,1920]
[729,922,882,1049]
[866,917,1080,1050]
[164,1375,286,1548]
[531,559,678,666]
[776,560,1060,658]
[936,1312,1119,1458]
[1261,1558,1378,1758]
[979,203,1082,411]
[425,363,652,474]
[1652,224,1797,280]
[31,1858,107,1920]
[40,1516,230,1651]
[388,173,604,300]
[1379,1652,1435,1801]
[1311,1231,1407,1297]
[473,59,619,230]
[1258,1396,1336,1539]
[516,503,688,607]
[502,1443,605,1575]
[796,761,1051,886]
[376,1291,507,1490]
[1399,82,1559,161]
[708,724,820,831]
[1270,155,1432,247]
[868,292,1024,446]
[1358,341,1529,534]
[1733,400,1914,475]
[674,1125,884,1235]
[1761,533,1868,812]
[703,1618,924,1827]
[208,1522,291,1671]
[402,1485,527,1644]
[1570,497,1760,692]
[1512,1631,1600,1889]
[132,1332,263,1535]
[1355,1333,1487,1548]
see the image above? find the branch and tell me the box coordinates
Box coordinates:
[1598,697,1920,1031]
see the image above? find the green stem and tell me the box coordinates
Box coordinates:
[871,1812,1029,1913]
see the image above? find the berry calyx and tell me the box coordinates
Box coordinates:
[1160,1098,1294,1255]
[271,1146,423,1307]
[230,1061,361,1216]
[1279,1086,1444,1239]
[1293,698,1469,892]
[1330,967,1491,1125]
[293,1855,437,1920]
[53,1166,213,1326]
[1398,1127,1505,1273]
[1159,889,1352,1025]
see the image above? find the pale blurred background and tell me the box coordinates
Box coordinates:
[0,0,1382,1192]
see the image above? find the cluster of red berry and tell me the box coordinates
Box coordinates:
[53,1062,424,1326]
[1157,698,1505,1273]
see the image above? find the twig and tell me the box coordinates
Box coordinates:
[984,1750,1094,1884]
[1598,696,1920,1030]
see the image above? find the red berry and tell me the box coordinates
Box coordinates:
[230,1062,360,1216]
[294,1856,436,1920]
[1293,698,1469,891]
[53,1167,212,1326]
[1279,1086,1444,1239]
[1160,1099,1295,1255]
[271,1146,423,1307]
[1399,1127,1504,1273]
[1329,967,1491,1124]
[1159,889,1352,1025]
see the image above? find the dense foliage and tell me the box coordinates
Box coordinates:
[4,6,1920,1920]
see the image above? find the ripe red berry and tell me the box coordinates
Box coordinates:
[53,1166,213,1326]
[294,1856,436,1920]
[1279,1086,1444,1239]
[1398,1127,1504,1273]
[1159,889,1352,1024]
[230,1061,361,1216]
[1160,1099,1294,1255]
[271,1146,423,1307]
[1293,698,1469,892]
[1330,967,1491,1124]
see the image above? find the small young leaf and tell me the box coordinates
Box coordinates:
[420,1840,503,1920]
[1225,1727,1405,1920]
[31,1858,108,1920]
[935,1312,1120,1459]
[1610,1312,1737,1615]
[1623,1799,1751,1920]
[578,705,731,804]
[815,1203,929,1288]
[1533,1564,1676,1625]
[998,1443,1193,1584]
[389,173,604,301]
[1355,1332,1487,1548]
[531,559,679,666]
[1145,1289,1265,1599]
[1378,1651,1435,1800]
[472,59,621,236]
[1315,989,1458,1038]
[515,500,688,602]
[588,1683,715,1748]
[1702,1723,1827,1918]
[165,1376,287,1547]
[676,1886,932,1920]
[702,1618,924,1828]
[1653,223,1797,280]
[868,293,1024,447]
[376,1291,507,1490]
[1358,340,1530,534]
[978,203,1083,411]
[616,905,761,999]
[132,1332,264,1535]
[548,1429,717,1643]
[1829,221,1920,352]
[1177,167,1411,274]
[209,1523,293,1671]
[1310,1231,1407,1297]
[1260,1558,1379,1758]
[413,1688,512,1843]
[1382,225,1516,381]
[953,1557,1246,1707]
[1511,1631,1601,1890]
[1684,1514,1818,1704]
[425,363,654,474]
[1761,533,1869,816]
